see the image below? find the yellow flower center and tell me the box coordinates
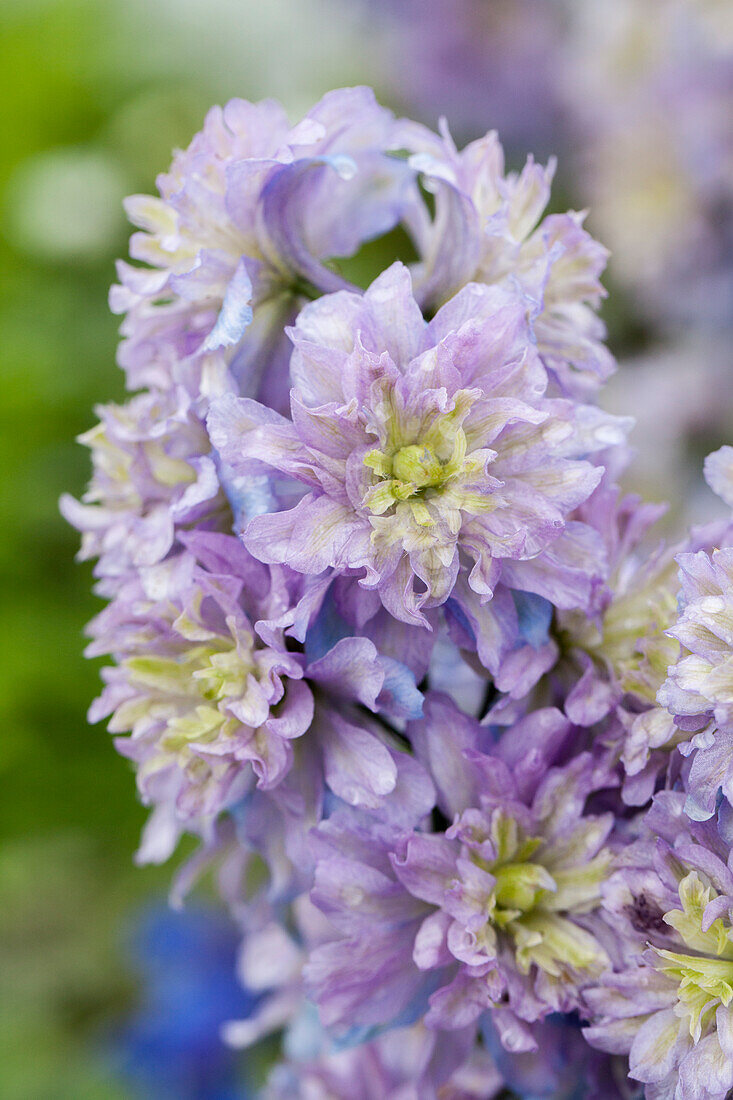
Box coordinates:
[363,432,464,515]
[467,810,609,979]
[654,949,733,1039]
[558,555,679,704]
[390,443,446,490]
[122,634,257,754]
[651,871,733,1041]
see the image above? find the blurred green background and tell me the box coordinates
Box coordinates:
[0,2,368,1095]
[2,1,730,1095]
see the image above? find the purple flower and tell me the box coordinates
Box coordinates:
[493,473,733,811]
[61,79,733,1091]
[306,695,614,1049]
[565,2,733,330]
[585,791,733,1100]
[111,88,413,402]
[60,388,226,583]
[398,120,614,396]
[358,0,567,154]
[482,1011,641,1099]
[656,546,733,820]
[114,903,256,1100]
[87,531,429,865]
[209,262,620,633]
[264,1023,503,1100]
[485,479,664,712]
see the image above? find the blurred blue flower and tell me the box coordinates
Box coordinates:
[114,904,259,1100]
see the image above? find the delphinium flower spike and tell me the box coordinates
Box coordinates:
[63,85,733,1096]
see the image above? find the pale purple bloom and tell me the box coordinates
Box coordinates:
[111,87,413,403]
[487,478,665,713]
[264,1023,503,1100]
[491,472,733,811]
[565,0,733,331]
[60,388,225,582]
[87,535,307,857]
[60,79,733,1093]
[398,121,614,397]
[357,0,567,153]
[585,791,733,1100]
[657,547,733,820]
[554,491,686,807]
[306,695,614,1049]
[209,262,620,634]
[87,531,429,865]
[638,447,733,818]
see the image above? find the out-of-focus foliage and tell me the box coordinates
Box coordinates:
[0,1,363,1094]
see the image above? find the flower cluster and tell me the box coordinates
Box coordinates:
[64,87,733,1096]
[565,0,733,331]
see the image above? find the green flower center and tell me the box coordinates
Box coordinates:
[559,557,679,704]
[490,857,554,922]
[391,442,446,489]
[652,871,733,1041]
[474,815,551,926]
[363,433,465,520]
[193,645,254,703]
[655,950,733,1038]
[468,810,609,980]
[360,388,500,533]
[122,635,257,753]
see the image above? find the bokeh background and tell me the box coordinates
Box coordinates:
[2,1,731,1096]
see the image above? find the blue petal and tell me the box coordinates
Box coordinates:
[304,595,350,662]
[444,597,477,647]
[203,259,253,350]
[214,454,275,532]
[512,590,553,649]
[717,795,733,845]
[283,1002,328,1061]
[379,656,424,720]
